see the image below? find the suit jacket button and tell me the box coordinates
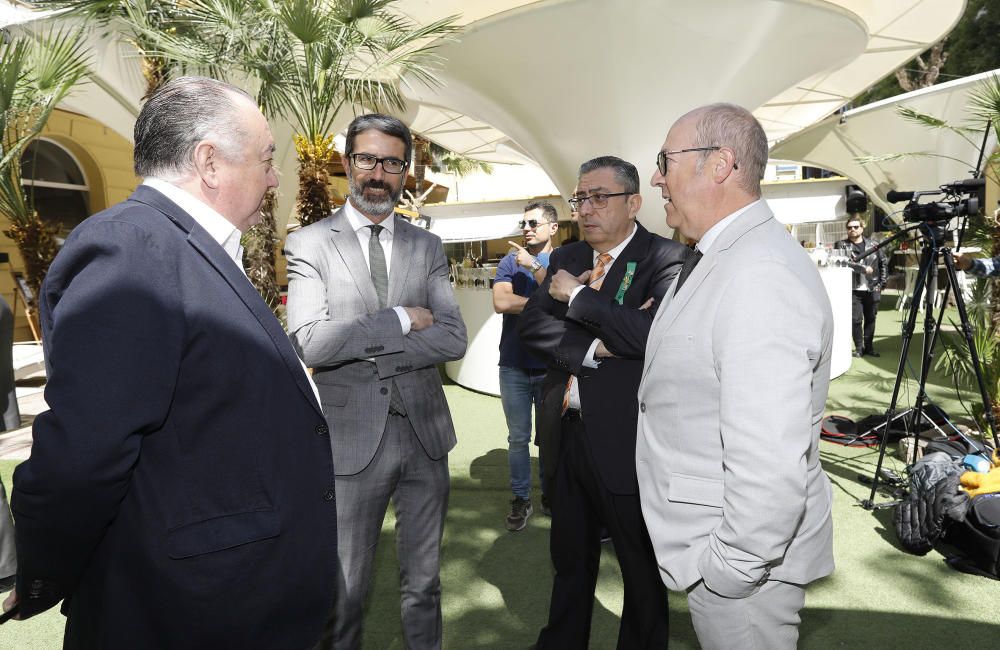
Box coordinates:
[323,490,335,502]
[380,387,388,395]
[316,424,329,436]
[640,402,646,412]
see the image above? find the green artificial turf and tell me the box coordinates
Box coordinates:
[2,297,999,648]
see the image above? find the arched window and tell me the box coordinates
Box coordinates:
[20,139,90,237]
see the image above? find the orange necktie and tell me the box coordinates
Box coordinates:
[562,252,613,414]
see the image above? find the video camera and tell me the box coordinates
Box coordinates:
[886,177,984,223]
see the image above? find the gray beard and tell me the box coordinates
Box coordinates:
[348,175,403,218]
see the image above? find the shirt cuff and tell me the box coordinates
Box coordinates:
[393,306,412,335]
[567,284,587,306]
[582,339,601,368]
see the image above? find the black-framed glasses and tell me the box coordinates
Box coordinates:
[846,224,863,229]
[656,146,738,176]
[518,219,552,229]
[567,192,632,211]
[348,153,408,174]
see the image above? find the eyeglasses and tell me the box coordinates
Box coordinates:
[847,225,863,230]
[567,192,632,211]
[348,153,408,174]
[656,146,738,176]
[518,219,552,229]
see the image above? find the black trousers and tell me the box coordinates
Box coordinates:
[535,414,669,650]
[851,290,879,353]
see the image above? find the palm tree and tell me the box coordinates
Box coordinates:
[0,27,91,300]
[937,280,1000,433]
[32,1,187,96]
[145,0,461,226]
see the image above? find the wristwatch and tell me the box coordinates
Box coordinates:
[529,258,543,272]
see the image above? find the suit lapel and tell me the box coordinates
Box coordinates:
[388,215,413,308]
[328,209,380,312]
[130,186,324,418]
[643,203,773,379]
[597,223,650,301]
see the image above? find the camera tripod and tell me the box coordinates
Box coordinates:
[857,220,999,509]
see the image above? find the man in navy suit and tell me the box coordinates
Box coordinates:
[519,156,689,648]
[2,77,338,649]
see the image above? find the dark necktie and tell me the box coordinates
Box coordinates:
[674,249,703,293]
[367,224,407,416]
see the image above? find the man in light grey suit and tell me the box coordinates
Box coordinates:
[638,104,834,649]
[285,113,467,650]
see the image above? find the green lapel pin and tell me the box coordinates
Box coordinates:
[615,262,637,305]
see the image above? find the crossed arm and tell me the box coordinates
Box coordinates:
[285,234,466,376]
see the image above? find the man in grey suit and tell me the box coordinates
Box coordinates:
[285,113,467,650]
[638,104,834,649]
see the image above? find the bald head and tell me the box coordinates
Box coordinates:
[681,103,768,197]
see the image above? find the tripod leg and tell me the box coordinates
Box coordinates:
[941,253,1000,449]
[865,247,933,507]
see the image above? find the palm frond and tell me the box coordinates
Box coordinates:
[897,106,981,147]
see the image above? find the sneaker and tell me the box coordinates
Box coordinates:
[540,495,552,517]
[506,497,533,532]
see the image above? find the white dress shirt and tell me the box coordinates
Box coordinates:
[142,178,322,407]
[566,222,638,410]
[696,199,760,255]
[342,199,411,334]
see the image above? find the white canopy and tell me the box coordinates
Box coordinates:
[13,0,968,233]
[398,0,966,232]
[770,68,999,216]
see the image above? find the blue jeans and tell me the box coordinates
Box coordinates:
[499,366,546,500]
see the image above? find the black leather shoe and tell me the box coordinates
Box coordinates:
[853,351,863,358]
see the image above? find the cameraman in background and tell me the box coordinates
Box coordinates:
[835,214,888,358]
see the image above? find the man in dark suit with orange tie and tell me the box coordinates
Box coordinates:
[519,156,689,649]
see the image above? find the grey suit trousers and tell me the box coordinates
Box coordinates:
[317,413,450,650]
[687,578,806,649]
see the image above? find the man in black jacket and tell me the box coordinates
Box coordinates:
[835,214,888,357]
[519,155,689,649]
[2,77,337,649]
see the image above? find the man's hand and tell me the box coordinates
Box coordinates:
[404,306,434,331]
[2,588,20,622]
[864,265,874,275]
[507,241,536,270]
[595,341,618,358]
[549,269,591,303]
[953,253,973,271]
[639,297,655,310]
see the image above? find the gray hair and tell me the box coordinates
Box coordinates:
[577,156,640,194]
[689,103,768,196]
[134,76,255,180]
[345,113,413,164]
[523,200,558,223]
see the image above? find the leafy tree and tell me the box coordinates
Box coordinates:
[0,27,90,300]
[144,0,460,227]
[857,0,1000,106]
